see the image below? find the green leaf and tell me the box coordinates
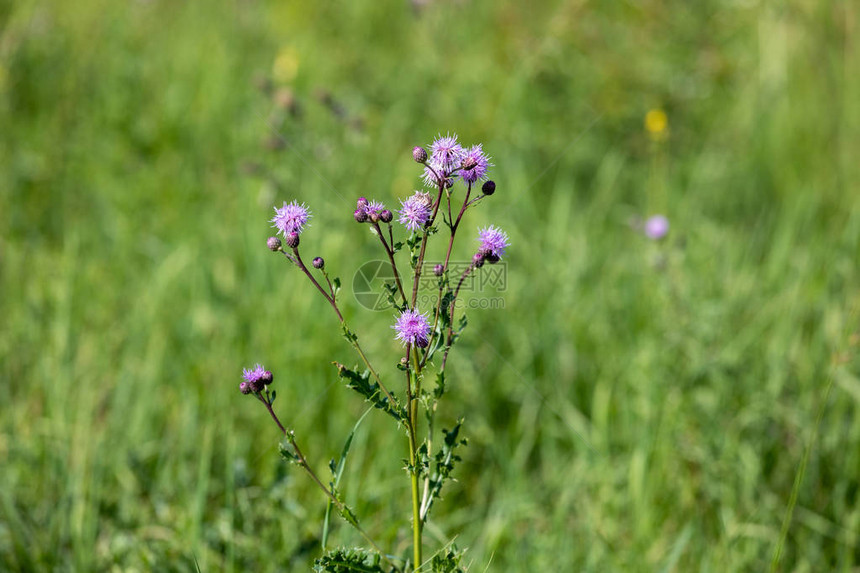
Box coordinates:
[278,441,299,464]
[333,362,406,423]
[322,407,373,549]
[430,545,467,573]
[341,324,359,344]
[313,547,386,573]
[433,371,446,400]
[422,420,467,521]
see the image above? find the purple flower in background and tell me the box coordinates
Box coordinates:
[398,192,432,232]
[272,201,311,237]
[241,363,272,394]
[459,144,492,184]
[644,215,669,240]
[392,309,431,348]
[477,225,510,259]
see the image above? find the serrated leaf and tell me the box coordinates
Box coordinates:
[430,546,467,573]
[421,420,467,521]
[333,362,406,423]
[278,441,299,464]
[313,547,386,573]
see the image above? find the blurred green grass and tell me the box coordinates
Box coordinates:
[1,0,859,570]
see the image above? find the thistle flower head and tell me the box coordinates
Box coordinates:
[644,215,669,240]
[366,200,386,216]
[421,133,465,188]
[398,191,432,232]
[429,133,464,171]
[413,146,428,163]
[459,144,492,184]
[241,363,271,394]
[271,201,311,237]
[477,225,510,259]
[392,309,431,348]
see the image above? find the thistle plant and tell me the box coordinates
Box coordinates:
[240,134,509,572]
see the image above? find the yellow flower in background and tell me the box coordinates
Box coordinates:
[645,108,668,140]
[273,47,299,84]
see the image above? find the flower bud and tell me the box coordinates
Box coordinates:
[239,381,252,395]
[267,236,282,252]
[354,208,368,223]
[482,180,496,195]
[312,257,325,269]
[486,253,500,265]
[285,232,300,249]
[357,197,369,209]
[261,370,273,385]
[433,264,444,276]
[380,209,393,223]
[369,211,380,223]
[472,252,485,268]
[413,146,428,163]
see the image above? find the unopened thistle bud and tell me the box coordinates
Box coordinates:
[285,232,300,249]
[380,209,393,223]
[369,211,380,223]
[357,197,369,209]
[354,208,368,223]
[267,236,282,251]
[472,252,485,268]
[482,180,496,195]
[413,146,428,163]
[434,264,444,276]
[486,253,500,265]
[312,256,325,269]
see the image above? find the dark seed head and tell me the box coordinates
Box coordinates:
[486,253,500,265]
[482,180,496,195]
[267,236,282,252]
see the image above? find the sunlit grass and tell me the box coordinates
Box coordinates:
[1,0,858,570]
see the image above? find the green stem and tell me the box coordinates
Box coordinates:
[407,365,423,570]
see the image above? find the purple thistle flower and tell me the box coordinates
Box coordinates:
[477,225,510,259]
[429,133,465,171]
[241,363,271,394]
[644,215,669,240]
[271,201,311,237]
[398,192,432,232]
[459,144,492,184]
[421,133,465,188]
[392,309,431,348]
[366,200,386,216]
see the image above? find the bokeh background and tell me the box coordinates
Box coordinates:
[2,0,859,571]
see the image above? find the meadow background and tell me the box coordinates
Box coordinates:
[2,0,859,571]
